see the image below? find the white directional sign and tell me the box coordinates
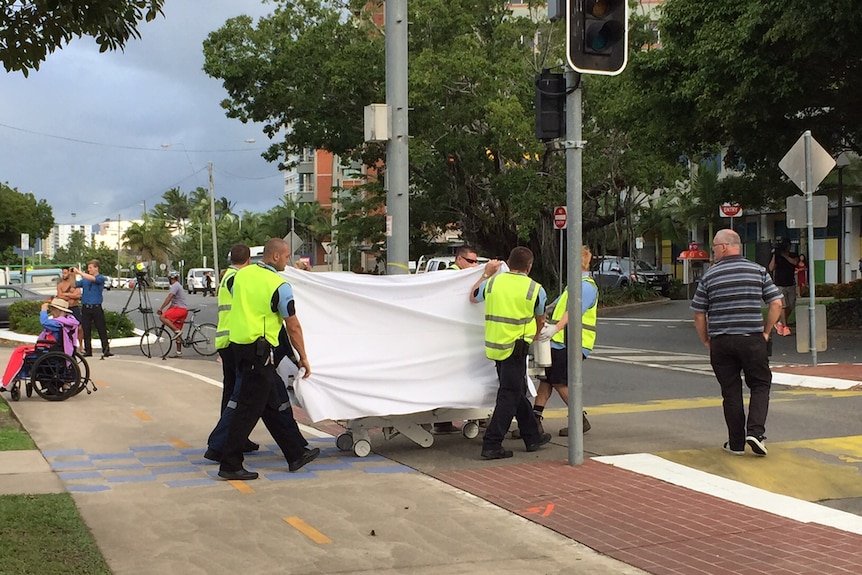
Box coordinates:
[779,133,835,193]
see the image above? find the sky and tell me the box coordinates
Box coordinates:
[0,1,283,228]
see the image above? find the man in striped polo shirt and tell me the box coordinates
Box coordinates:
[691,229,783,457]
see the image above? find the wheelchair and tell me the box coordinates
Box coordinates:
[4,341,96,402]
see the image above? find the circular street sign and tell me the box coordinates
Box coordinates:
[719,203,742,218]
[553,206,567,230]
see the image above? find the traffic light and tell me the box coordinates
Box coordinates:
[567,0,628,76]
[535,69,566,141]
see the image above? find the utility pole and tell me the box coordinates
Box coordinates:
[116,214,122,273]
[208,162,220,284]
[384,0,409,274]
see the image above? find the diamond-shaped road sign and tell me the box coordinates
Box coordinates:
[779,132,836,193]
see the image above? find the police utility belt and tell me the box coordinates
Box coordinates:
[234,337,276,366]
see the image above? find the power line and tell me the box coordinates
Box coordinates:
[0,122,265,153]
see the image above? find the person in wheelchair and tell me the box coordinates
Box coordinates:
[1,298,80,390]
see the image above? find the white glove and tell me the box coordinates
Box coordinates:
[538,323,558,341]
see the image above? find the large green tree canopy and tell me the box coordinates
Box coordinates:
[0,182,54,261]
[203,0,684,287]
[635,0,862,174]
[0,0,165,76]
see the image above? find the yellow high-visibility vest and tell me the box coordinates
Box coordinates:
[228,264,285,347]
[483,273,541,361]
[214,267,238,350]
[550,277,597,351]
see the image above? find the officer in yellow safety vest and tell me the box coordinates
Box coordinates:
[217,238,319,481]
[531,245,598,437]
[203,244,260,458]
[469,246,552,460]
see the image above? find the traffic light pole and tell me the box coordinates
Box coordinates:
[565,69,585,466]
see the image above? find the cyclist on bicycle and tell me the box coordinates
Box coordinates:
[157,271,188,358]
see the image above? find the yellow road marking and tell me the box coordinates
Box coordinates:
[132,410,152,421]
[169,438,191,449]
[229,480,255,494]
[540,388,861,419]
[658,436,862,502]
[284,516,332,544]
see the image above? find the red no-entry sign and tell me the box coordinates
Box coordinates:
[553,206,567,230]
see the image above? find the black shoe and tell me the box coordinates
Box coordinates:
[243,440,260,453]
[433,422,460,434]
[288,447,320,472]
[746,435,768,456]
[526,432,552,452]
[217,468,258,481]
[102,351,114,358]
[82,352,93,357]
[203,448,222,462]
[481,448,513,460]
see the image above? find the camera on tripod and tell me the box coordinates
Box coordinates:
[771,238,790,253]
[133,262,150,288]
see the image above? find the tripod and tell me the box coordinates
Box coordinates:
[113,275,159,356]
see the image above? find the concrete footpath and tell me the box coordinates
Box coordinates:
[2,346,862,574]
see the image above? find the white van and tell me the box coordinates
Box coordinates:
[186,268,215,294]
[415,256,489,273]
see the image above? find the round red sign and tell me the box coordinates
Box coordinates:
[553,206,567,230]
[719,203,742,217]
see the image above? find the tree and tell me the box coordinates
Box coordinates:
[123,217,175,265]
[151,187,190,228]
[634,0,862,182]
[202,0,682,287]
[1,0,165,76]
[0,182,54,259]
[52,229,89,265]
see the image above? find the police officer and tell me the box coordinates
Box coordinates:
[217,238,318,481]
[469,246,552,460]
[204,244,259,459]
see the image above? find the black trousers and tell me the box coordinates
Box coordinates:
[219,346,306,472]
[709,334,772,450]
[482,342,542,450]
[81,304,109,355]
[217,347,236,414]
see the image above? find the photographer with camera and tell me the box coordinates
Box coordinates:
[157,271,188,358]
[767,238,799,336]
[73,259,113,358]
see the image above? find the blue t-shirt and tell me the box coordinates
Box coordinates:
[75,274,106,305]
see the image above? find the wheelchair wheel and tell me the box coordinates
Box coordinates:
[191,323,218,356]
[70,351,91,397]
[25,381,33,398]
[30,351,82,401]
[140,327,171,359]
[10,383,20,401]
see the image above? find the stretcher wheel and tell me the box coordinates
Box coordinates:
[336,433,354,452]
[25,381,33,398]
[462,421,480,439]
[353,439,372,458]
[10,385,20,401]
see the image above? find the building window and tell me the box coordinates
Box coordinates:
[299,173,314,195]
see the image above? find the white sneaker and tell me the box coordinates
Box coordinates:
[170,351,183,358]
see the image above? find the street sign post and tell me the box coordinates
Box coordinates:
[779,131,836,366]
[554,206,567,294]
[553,206,567,229]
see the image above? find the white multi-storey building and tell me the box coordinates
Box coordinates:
[44,224,91,258]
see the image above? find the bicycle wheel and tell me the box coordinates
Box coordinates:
[31,351,81,401]
[140,327,172,359]
[191,323,218,356]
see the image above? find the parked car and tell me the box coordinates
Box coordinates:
[152,277,170,289]
[0,285,45,327]
[415,255,489,273]
[102,275,113,291]
[186,268,215,294]
[593,256,671,296]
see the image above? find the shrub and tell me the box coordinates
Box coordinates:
[8,301,44,332]
[7,303,135,338]
[825,299,862,329]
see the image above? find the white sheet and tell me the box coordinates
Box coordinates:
[276,266,499,422]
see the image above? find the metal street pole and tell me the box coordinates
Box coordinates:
[565,68,584,466]
[384,0,409,274]
[116,214,121,273]
[208,162,220,283]
[803,131,817,366]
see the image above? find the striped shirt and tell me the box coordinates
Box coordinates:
[690,255,782,337]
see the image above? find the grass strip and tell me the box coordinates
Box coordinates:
[0,493,112,574]
[0,398,36,450]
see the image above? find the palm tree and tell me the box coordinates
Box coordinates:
[152,187,191,228]
[123,218,176,265]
